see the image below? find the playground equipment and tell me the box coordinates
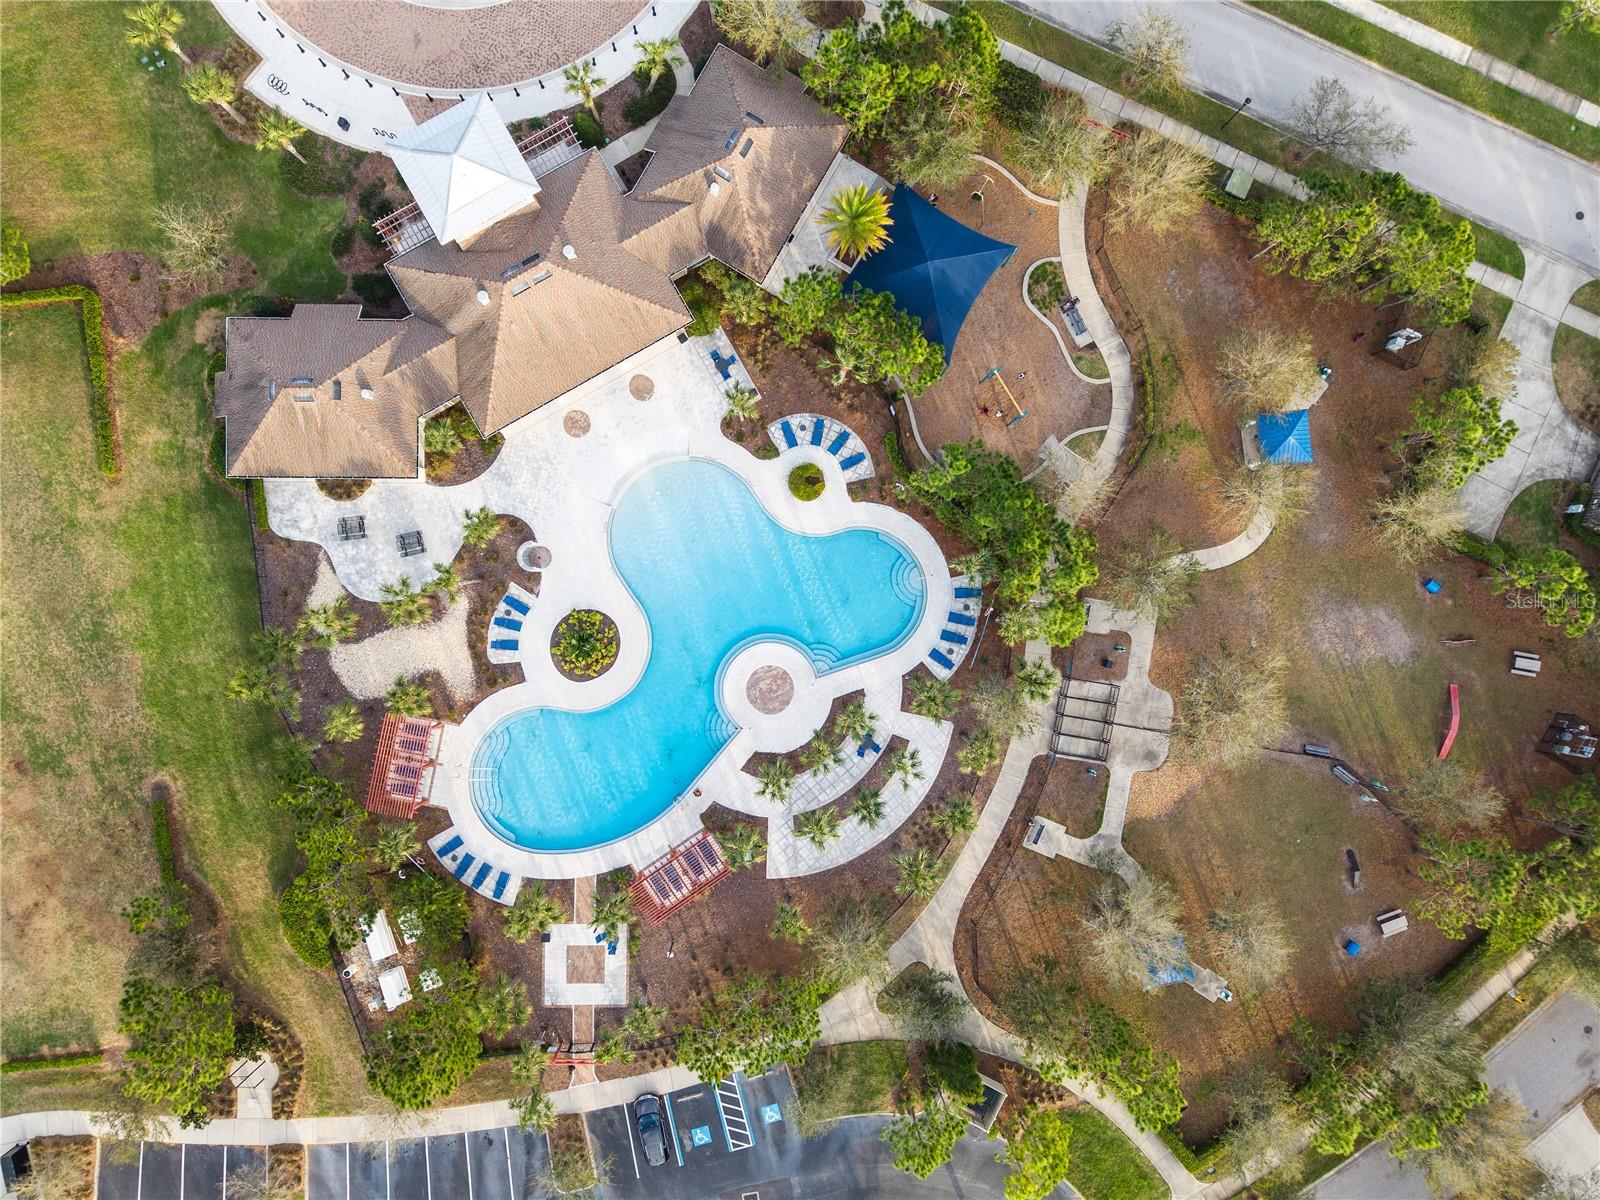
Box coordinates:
[979,366,1029,427]
[1437,681,1461,759]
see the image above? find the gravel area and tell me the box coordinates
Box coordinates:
[328,595,475,701]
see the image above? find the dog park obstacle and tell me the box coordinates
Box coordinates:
[979,366,1029,427]
[1437,682,1461,759]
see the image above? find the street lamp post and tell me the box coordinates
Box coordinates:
[1221,95,1252,131]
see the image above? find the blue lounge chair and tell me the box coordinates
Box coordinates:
[929,648,956,670]
[607,940,619,955]
[827,428,851,455]
[595,931,607,943]
[503,593,530,615]
[471,862,493,889]
[954,586,981,598]
[781,419,798,448]
[839,452,866,471]
[493,616,522,631]
[453,853,476,881]
[867,738,882,754]
[436,835,463,858]
[490,638,519,651]
[947,611,977,627]
[941,629,970,645]
[492,871,510,901]
[710,349,735,379]
[810,419,826,446]
[857,741,870,758]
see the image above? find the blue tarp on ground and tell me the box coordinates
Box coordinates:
[1146,935,1197,988]
[846,183,1016,363]
[1258,409,1315,464]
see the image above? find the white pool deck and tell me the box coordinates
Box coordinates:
[268,331,958,883]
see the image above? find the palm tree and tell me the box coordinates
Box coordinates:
[124,1,190,65]
[462,506,502,549]
[379,577,431,626]
[503,883,565,943]
[756,759,794,804]
[850,787,886,829]
[478,972,532,1036]
[254,627,302,671]
[724,383,760,424]
[373,822,420,871]
[297,597,357,648]
[228,664,275,704]
[835,699,877,745]
[907,675,960,722]
[888,747,925,791]
[255,110,308,165]
[717,823,767,871]
[795,807,842,850]
[592,887,633,943]
[892,848,944,900]
[182,64,243,123]
[617,997,666,1043]
[772,898,810,943]
[593,1028,635,1065]
[511,1087,556,1133]
[385,677,432,718]
[800,729,844,775]
[563,61,606,119]
[323,701,364,744]
[634,37,684,89]
[424,561,461,602]
[817,184,893,262]
[932,796,977,837]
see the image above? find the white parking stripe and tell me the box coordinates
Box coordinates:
[136,1141,145,1200]
[180,1144,186,1200]
[424,1137,432,1200]
[502,1127,514,1198]
[663,1095,684,1168]
[462,1134,472,1200]
[716,1079,753,1151]
[345,1142,351,1200]
[624,1110,641,1179]
[222,1145,228,1200]
[385,1139,391,1200]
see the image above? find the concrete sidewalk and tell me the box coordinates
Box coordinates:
[1323,0,1600,128]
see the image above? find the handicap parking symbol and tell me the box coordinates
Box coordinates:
[761,1103,783,1125]
[690,1124,713,1147]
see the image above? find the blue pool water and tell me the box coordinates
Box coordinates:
[469,457,926,851]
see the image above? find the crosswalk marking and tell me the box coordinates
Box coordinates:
[716,1077,753,1151]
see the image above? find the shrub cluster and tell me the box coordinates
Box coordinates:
[1,286,115,474]
[622,70,676,126]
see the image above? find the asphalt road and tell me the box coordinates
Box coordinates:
[1014,0,1600,272]
[1306,989,1600,1199]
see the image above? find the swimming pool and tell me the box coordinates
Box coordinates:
[469,457,926,852]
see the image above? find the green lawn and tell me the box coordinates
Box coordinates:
[1453,219,1524,280]
[1571,280,1600,317]
[1061,1107,1167,1200]
[0,1,345,298]
[1553,323,1600,432]
[0,299,371,1113]
[1379,1,1600,100]
[1249,1,1600,162]
[792,1041,907,1124]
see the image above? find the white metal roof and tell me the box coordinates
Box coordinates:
[378,965,412,1011]
[388,94,540,246]
[364,909,399,965]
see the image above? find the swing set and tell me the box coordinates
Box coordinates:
[979,366,1030,427]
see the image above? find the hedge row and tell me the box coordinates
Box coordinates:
[0,1051,105,1075]
[1200,180,1264,224]
[251,479,270,531]
[883,429,912,477]
[1,285,116,474]
[1157,1123,1231,1174]
[149,794,179,888]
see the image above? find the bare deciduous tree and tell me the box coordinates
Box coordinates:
[1371,485,1467,563]
[154,200,239,279]
[1082,873,1188,991]
[1415,1090,1538,1200]
[1208,895,1293,994]
[1107,132,1210,235]
[1445,329,1520,400]
[1216,1062,1307,1180]
[1219,325,1317,413]
[879,968,969,1041]
[1397,759,1507,832]
[1012,95,1113,196]
[1173,650,1289,767]
[1106,6,1190,96]
[1222,462,1316,530]
[1099,529,1202,626]
[1288,76,1414,165]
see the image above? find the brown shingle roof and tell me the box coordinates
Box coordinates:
[628,45,847,279]
[215,305,456,478]
[389,153,690,434]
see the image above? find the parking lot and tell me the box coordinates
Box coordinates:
[95,1129,548,1199]
[584,1069,800,1200]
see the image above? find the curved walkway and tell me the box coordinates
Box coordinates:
[1458,250,1600,539]
[1056,178,1137,515]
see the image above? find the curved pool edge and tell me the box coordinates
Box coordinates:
[435,438,955,881]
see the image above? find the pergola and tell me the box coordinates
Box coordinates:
[365,713,443,819]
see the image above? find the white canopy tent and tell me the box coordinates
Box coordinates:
[377,965,412,1011]
[364,909,399,965]
[387,94,540,246]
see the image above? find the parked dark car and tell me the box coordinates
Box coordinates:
[634,1093,668,1167]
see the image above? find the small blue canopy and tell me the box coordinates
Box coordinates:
[846,183,1016,363]
[1258,410,1314,464]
